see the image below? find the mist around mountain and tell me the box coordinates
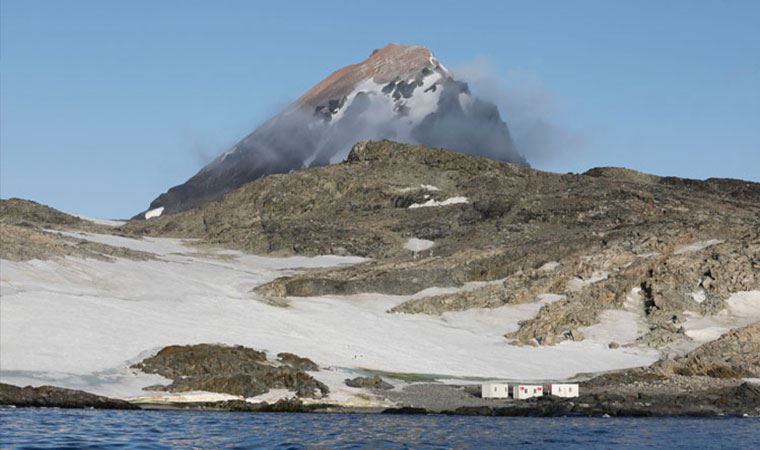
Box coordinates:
[144,44,524,216]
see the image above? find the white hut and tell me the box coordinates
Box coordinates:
[481,383,510,399]
[514,384,543,400]
[549,383,579,398]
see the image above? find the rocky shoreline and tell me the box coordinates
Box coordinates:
[4,378,759,417]
[0,383,138,410]
[380,379,760,417]
[4,338,760,417]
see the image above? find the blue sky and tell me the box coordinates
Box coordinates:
[2,0,758,218]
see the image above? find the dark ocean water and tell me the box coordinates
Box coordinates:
[1,408,759,449]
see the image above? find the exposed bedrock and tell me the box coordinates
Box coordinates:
[345,376,394,390]
[0,383,138,410]
[123,141,760,352]
[506,238,759,347]
[655,321,760,378]
[0,198,153,262]
[132,344,328,399]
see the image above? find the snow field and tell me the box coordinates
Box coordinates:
[0,232,687,403]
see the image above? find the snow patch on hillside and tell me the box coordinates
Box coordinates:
[538,261,560,272]
[144,207,164,220]
[131,391,243,404]
[1,234,659,401]
[71,214,126,227]
[408,196,468,209]
[397,184,440,193]
[579,310,647,346]
[674,239,723,255]
[683,290,760,343]
[566,271,609,292]
[404,238,434,253]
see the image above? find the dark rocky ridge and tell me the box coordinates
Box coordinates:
[0,383,138,409]
[129,140,760,260]
[0,198,98,231]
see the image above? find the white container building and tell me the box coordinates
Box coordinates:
[481,383,510,399]
[514,384,544,399]
[549,383,579,398]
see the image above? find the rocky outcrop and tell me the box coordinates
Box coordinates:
[1,224,78,261]
[0,198,98,231]
[469,382,760,417]
[277,352,319,371]
[219,398,311,412]
[0,223,154,262]
[504,237,759,347]
[144,398,330,413]
[389,257,572,315]
[0,198,153,262]
[124,140,759,354]
[132,344,328,399]
[130,138,758,278]
[0,383,138,409]
[656,322,760,378]
[345,376,394,390]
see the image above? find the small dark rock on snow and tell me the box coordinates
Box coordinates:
[345,375,394,390]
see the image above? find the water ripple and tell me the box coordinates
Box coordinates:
[0,408,759,449]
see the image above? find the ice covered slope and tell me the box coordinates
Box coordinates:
[0,232,657,401]
[144,43,522,215]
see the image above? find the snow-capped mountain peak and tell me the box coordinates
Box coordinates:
[144,43,524,215]
[296,43,450,113]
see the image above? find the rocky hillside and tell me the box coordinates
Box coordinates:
[656,321,760,378]
[0,199,150,261]
[0,198,107,232]
[127,140,760,353]
[129,140,760,258]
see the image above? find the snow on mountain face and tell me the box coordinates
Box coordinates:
[145,43,524,215]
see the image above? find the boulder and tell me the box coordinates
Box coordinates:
[277,352,319,371]
[132,344,329,399]
[345,376,394,390]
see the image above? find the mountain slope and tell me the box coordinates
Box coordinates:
[128,140,760,350]
[2,140,759,409]
[144,43,523,215]
[0,198,150,261]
